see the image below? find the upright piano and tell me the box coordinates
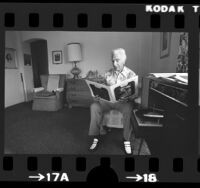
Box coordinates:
[140,73,189,155]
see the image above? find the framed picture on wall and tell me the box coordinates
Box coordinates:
[176,33,188,73]
[5,48,18,69]
[160,32,171,58]
[52,50,62,64]
[24,54,32,66]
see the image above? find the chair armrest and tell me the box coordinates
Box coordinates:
[55,88,64,98]
[33,87,44,93]
[55,88,64,92]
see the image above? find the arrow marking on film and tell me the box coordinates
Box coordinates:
[126,174,143,182]
[29,173,45,181]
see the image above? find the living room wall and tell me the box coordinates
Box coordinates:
[22,41,34,101]
[21,31,153,78]
[21,31,181,76]
[150,32,180,73]
[5,31,25,107]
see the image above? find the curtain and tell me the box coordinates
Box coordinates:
[176,32,188,73]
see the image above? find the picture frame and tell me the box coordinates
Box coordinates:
[176,32,188,73]
[160,32,171,58]
[52,50,62,64]
[24,54,32,66]
[5,48,18,69]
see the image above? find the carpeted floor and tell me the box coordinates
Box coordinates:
[4,102,150,155]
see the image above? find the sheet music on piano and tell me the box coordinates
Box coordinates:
[148,73,188,85]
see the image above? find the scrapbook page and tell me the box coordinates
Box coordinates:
[86,76,139,103]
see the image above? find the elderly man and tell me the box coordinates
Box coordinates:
[88,48,136,155]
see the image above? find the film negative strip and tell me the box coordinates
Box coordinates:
[0,2,199,182]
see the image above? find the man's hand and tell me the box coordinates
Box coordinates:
[118,97,128,103]
[128,95,137,101]
[94,95,100,102]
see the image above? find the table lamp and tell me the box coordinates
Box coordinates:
[67,43,82,79]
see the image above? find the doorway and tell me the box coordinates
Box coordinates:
[30,39,49,87]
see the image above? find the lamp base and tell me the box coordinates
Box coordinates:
[71,62,81,79]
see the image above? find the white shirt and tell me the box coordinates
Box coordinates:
[104,66,136,86]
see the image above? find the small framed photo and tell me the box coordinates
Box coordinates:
[52,50,62,64]
[160,32,171,58]
[5,48,18,69]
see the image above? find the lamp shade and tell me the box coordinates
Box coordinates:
[67,43,82,62]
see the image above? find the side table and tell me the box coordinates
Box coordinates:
[66,78,94,108]
[131,109,164,155]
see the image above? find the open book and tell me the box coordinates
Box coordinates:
[86,76,138,103]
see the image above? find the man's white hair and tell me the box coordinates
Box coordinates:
[112,48,127,63]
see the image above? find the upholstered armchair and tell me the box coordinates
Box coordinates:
[103,110,123,129]
[32,74,66,111]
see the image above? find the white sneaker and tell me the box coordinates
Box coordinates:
[89,138,99,151]
[124,141,132,155]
